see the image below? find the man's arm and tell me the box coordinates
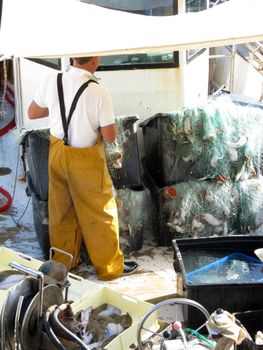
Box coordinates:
[100,123,117,143]
[28,101,49,119]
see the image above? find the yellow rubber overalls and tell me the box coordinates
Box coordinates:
[48,74,124,280]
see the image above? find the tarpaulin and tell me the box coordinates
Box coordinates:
[0,0,263,59]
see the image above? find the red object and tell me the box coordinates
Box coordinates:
[0,187,12,212]
[163,186,177,199]
[167,187,177,198]
[0,117,16,137]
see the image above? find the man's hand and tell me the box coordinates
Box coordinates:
[28,101,49,119]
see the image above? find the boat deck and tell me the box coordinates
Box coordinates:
[72,233,178,302]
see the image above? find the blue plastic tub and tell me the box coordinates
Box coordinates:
[187,252,263,285]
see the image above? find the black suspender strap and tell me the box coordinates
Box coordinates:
[57,73,98,145]
[57,73,67,142]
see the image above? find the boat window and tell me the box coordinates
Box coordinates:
[186,0,207,12]
[27,58,61,70]
[81,0,179,70]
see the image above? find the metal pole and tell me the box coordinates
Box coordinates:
[229,44,236,91]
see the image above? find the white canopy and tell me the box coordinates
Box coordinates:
[0,0,263,59]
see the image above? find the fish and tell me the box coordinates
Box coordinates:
[167,223,187,233]
[191,217,204,230]
[184,116,192,134]
[202,213,223,226]
[182,154,194,162]
[227,135,247,149]
[80,304,132,347]
[96,303,121,317]
[210,154,223,168]
[0,270,26,289]
[205,191,214,203]
[228,147,238,162]
[235,162,246,181]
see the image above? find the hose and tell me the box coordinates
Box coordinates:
[52,307,90,350]
[0,187,12,212]
[183,327,216,348]
[43,310,67,350]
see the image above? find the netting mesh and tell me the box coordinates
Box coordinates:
[104,116,132,169]
[168,96,263,182]
[116,187,155,254]
[159,96,263,238]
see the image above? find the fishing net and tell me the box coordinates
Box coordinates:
[168,96,263,183]
[104,115,138,172]
[152,96,263,240]
[116,187,156,255]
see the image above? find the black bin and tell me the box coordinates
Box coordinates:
[105,116,143,189]
[22,130,50,201]
[139,113,195,188]
[116,186,157,255]
[26,172,50,260]
[141,157,174,246]
[173,235,263,336]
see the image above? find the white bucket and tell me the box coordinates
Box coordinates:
[254,248,263,262]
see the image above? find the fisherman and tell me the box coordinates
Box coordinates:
[28,56,138,280]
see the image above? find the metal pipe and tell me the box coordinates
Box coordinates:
[229,45,236,91]
[137,298,211,350]
[209,54,232,59]
[14,296,24,350]
[12,57,23,129]
[49,247,73,302]
[0,291,8,350]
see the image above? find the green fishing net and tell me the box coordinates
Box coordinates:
[160,96,263,239]
[116,187,156,255]
[104,115,137,170]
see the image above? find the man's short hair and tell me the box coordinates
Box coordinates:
[72,57,94,65]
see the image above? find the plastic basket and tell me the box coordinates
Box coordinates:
[71,286,158,350]
[0,247,99,302]
[187,253,263,285]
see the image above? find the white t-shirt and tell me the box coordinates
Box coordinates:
[33,66,115,147]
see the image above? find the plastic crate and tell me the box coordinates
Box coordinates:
[71,286,158,350]
[139,113,204,188]
[186,253,263,285]
[141,158,174,246]
[234,309,263,343]
[0,247,99,303]
[26,172,50,260]
[22,130,50,201]
[105,116,143,189]
[173,235,263,334]
[117,186,156,254]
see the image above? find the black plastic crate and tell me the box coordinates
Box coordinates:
[22,130,50,201]
[117,187,156,255]
[173,236,263,334]
[234,309,263,342]
[141,157,174,246]
[26,172,50,260]
[139,113,207,188]
[105,116,143,189]
[140,114,185,188]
